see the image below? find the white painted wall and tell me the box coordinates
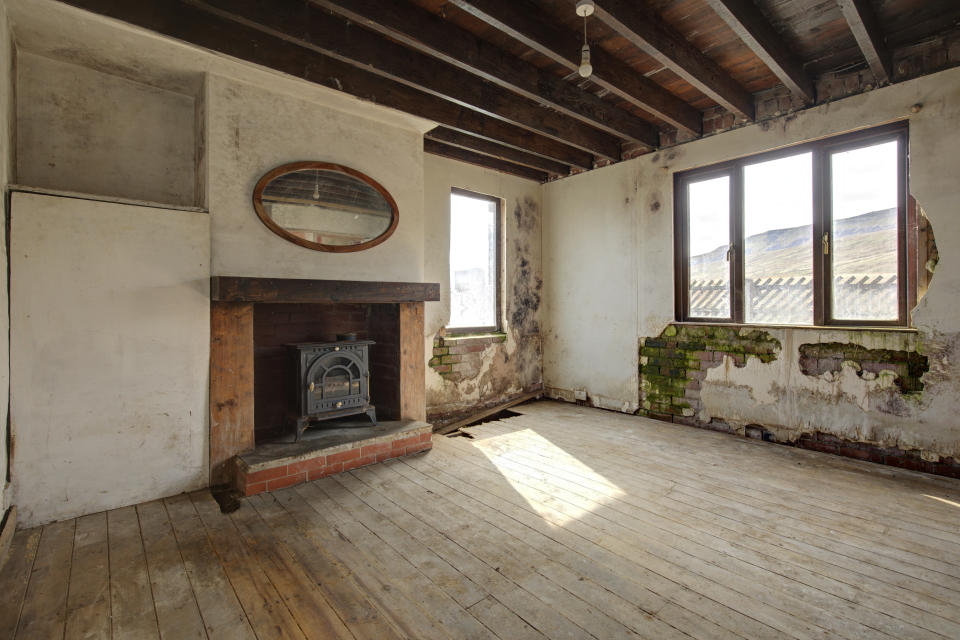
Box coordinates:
[542,160,640,412]
[10,193,210,527]
[0,0,12,514]
[423,155,543,417]
[543,65,960,459]
[208,75,425,282]
[16,52,199,207]
[2,0,435,526]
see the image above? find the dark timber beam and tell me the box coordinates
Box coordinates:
[704,0,815,103]
[314,0,658,148]
[59,0,596,169]
[424,140,549,183]
[836,0,892,84]
[193,0,621,159]
[591,0,755,119]
[448,0,701,135]
[425,127,571,176]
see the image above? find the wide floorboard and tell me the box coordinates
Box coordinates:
[2,400,960,639]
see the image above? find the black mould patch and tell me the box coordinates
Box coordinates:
[798,342,929,394]
[513,196,538,232]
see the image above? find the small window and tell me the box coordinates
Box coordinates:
[448,188,501,332]
[675,122,911,327]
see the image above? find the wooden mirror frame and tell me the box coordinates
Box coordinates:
[252,161,399,253]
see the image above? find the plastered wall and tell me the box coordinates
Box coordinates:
[0,0,12,514]
[208,75,425,283]
[3,0,434,526]
[10,193,210,527]
[16,52,200,207]
[423,155,543,423]
[542,161,641,413]
[543,65,960,461]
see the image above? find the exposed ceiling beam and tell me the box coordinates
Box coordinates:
[590,0,755,119]
[448,0,702,135]
[59,0,597,170]
[193,0,621,160]
[836,0,892,84]
[424,139,549,182]
[703,0,815,103]
[314,0,658,149]
[425,127,571,176]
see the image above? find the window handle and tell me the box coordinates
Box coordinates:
[822,231,830,255]
[725,243,734,262]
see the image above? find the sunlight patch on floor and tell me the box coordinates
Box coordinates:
[924,494,960,509]
[471,427,625,527]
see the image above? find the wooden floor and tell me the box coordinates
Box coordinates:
[3,401,960,640]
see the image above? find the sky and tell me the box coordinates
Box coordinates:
[688,140,899,257]
[450,192,496,273]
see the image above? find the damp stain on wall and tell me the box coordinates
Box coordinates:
[426,196,543,426]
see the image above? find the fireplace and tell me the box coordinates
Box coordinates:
[208,276,439,491]
[290,339,377,440]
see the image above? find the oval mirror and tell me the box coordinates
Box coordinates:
[253,161,398,252]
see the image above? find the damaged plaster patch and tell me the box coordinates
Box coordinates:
[638,324,781,420]
[798,342,929,394]
[427,196,543,425]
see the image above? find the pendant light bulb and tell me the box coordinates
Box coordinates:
[576,0,595,78]
[578,43,593,78]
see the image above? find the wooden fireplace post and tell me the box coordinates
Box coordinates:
[209,301,255,486]
[399,302,426,422]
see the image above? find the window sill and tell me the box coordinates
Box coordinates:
[439,331,507,345]
[673,321,918,334]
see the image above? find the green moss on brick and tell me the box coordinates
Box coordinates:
[639,323,781,423]
[798,342,929,394]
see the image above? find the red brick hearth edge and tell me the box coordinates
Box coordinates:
[238,431,433,496]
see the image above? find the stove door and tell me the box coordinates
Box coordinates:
[304,350,368,414]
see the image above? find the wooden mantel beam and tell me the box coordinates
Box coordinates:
[313,0,658,149]
[449,0,702,135]
[591,0,756,119]
[59,0,597,169]
[704,0,815,103]
[836,0,892,84]
[193,0,622,159]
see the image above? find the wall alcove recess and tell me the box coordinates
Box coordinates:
[209,276,439,489]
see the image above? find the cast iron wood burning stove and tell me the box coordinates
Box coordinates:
[289,339,376,441]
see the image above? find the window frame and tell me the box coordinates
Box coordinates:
[674,122,910,328]
[446,187,503,335]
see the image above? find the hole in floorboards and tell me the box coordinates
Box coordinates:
[447,409,523,438]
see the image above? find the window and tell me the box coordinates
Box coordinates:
[448,188,501,332]
[675,123,910,326]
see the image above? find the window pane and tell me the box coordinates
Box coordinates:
[687,176,730,319]
[449,192,497,328]
[743,152,814,324]
[830,140,900,321]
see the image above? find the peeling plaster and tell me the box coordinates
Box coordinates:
[424,157,544,423]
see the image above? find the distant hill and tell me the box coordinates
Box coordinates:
[690,208,897,282]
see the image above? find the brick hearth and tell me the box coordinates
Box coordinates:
[237,420,432,496]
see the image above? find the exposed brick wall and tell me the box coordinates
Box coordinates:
[638,324,780,424]
[637,324,960,479]
[797,432,960,479]
[798,342,929,394]
[429,333,506,380]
